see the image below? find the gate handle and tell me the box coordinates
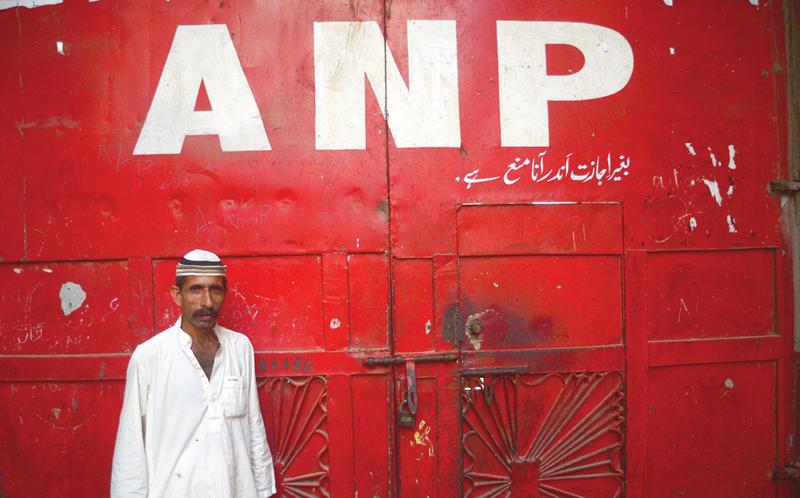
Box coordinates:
[363,352,459,366]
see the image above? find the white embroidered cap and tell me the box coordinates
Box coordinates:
[176,249,227,277]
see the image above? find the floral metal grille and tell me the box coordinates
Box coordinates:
[261,376,329,498]
[462,372,625,497]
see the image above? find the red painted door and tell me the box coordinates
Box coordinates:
[0,1,796,497]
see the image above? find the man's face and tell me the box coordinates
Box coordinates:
[171,275,227,330]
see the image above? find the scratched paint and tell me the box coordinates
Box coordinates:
[59,282,86,316]
[411,420,435,457]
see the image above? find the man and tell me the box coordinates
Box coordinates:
[111,249,276,498]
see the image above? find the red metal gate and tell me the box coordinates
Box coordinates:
[0,1,796,497]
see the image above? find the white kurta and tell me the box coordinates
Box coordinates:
[111,320,276,498]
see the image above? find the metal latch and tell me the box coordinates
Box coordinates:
[768,180,800,195]
[772,460,800,480]
[397,360,417,427]
[363,353,459,427]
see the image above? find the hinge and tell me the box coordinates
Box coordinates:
[768,180,800,195]
[772,460,800,480]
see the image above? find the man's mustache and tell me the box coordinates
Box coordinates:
[193,308,219,319]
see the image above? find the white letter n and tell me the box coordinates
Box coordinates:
[314,21,460,150]
[133,24,270,155]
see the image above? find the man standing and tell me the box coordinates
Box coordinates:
[111,250,276,498]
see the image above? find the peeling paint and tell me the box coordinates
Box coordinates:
[726,214,737,233]
[56,40,64,55]
[669,47,675,55]
[13,268,23,274]
[59,282,86,316]
[724,378,735,389]
[749,0,759,5]
[708,147,718,167]
[727,144,736,170]
[42,267,53,273]
[663,0,673,5]
[424,319,432,335]
[689,217,698,231]
[0,0,62,10]
[685,142,696,155]
[329,317,341,329]
[464,309,497,350]
[702,179,723,206]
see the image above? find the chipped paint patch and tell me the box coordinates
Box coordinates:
[663,0,673,5]
[749,0,758,5]
[669,47,675,55]
[724,378,735,389]
[464,312,486,350]
[707,147,718,167]
[0,0,62,10]
[702,179,723,206]
[726,214,737,233]
[685,142,696,155]
[42,267,53,273]
[727,145,736,170]
[425,319,432,335]
[56,41,64,55]
[689,217,698,231]
[727,184,734,197]
[59,282,86,316]
[329,317,341,329]
[13,268,23,274]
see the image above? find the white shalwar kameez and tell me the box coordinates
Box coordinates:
[111,319,276,498]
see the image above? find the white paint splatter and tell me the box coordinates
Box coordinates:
[59,282,86,316]
[708,147,718,167]
[329,318,341,329]
[56,41,64,55]
[702,179,723,206]
[727,145,736,170]
[0,0,62,10]
[727,214,737,233]
[42,268,53,273]
[669,47,676,55]
[13,268,23,274]
[724,378,735,389]
[689,217,698,231]
[685,143,696,155]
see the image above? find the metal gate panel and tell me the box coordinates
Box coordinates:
[0,382,125,497]
[646,361,778,497]
[645,249,777,341]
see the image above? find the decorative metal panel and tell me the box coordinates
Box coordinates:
[463,372,624,497]
[261,376,329,498]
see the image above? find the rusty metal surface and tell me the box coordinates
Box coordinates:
[0,0,796,496]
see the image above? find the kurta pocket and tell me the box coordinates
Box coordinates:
[222,375,246,417]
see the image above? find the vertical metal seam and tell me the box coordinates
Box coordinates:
[382,3,399,497]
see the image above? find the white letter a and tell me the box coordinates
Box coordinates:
[134,24,270,155]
